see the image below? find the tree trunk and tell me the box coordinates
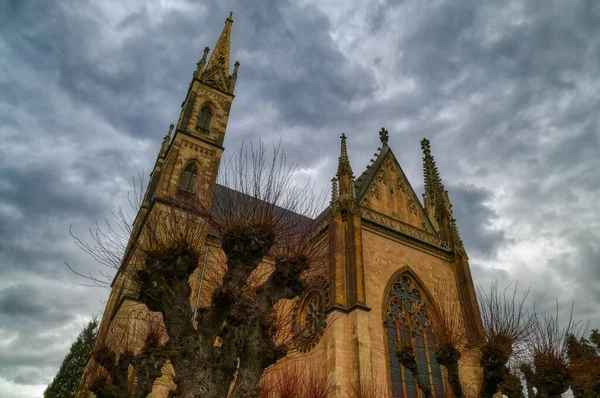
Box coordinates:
[479,343,511,398]
[435,344,463,398]
[397,346,433,398]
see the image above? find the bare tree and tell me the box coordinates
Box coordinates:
[73,142,331,398]
[425,282,467,398]
[477,282,535,398]
[516,302,589,398]
[345,371,384,398]
[567,330,600,397]
[258,361,335,398]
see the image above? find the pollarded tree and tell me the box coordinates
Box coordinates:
[567,329,600,397]
[71,142,330,398]
[477,282,535,398]
[44,318,98,398]
[517,304,597,398]
[425,283,467,398]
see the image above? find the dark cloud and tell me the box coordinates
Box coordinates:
[447,184,508,258]
[1,0,599,396]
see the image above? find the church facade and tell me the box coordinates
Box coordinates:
[81,13,483,397]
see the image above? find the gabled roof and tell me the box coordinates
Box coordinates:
[354,138,438,235]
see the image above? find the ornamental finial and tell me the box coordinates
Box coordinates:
[379,127,389,146]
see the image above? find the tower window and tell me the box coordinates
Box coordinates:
[197,106,212,132]
[179,163,198,195]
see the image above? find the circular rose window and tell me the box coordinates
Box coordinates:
[292,276,329,352]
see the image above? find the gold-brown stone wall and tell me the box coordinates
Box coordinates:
[357,226,482,396]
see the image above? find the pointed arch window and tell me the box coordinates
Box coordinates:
[179,163,198,195]
[197,105,212,132]
[385,273,445,398]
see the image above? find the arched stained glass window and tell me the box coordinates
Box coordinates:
[197,106,212,132]
[385,273,445,398]
[179,163,198,195]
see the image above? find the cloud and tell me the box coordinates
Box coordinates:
[447,183,508,258]
[1,0,599,396]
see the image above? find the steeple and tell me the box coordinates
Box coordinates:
[205,12,234,76]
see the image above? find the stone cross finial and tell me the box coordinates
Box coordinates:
[379,127,389,146]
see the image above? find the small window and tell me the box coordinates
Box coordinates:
[179,163,198,195]
[197,106,212,132]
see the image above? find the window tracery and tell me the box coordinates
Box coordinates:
[385,273,445,397]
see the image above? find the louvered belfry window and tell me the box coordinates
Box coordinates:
[180,163,198,195]
[197,106,212,132]
[385,274,445,398]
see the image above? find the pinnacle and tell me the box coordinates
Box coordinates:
[421,138,447,217]
[337,133,353,177]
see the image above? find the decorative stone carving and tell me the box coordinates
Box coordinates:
[292,276,329,352]
[360,206,450,250]
[408,199,418,215]
[396,177,406,193]
[369,184,379,200]
[376,170,387,185]
[197,86,230,102]
[181,139,216,155]
[385,158,395,173]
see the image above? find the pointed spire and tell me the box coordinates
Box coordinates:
[205,12,234,75]
[337,133,353,177]
[421,138,446,219]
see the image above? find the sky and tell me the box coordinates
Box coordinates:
[1,0,599,396]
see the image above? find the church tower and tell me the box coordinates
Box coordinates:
[143,11,239,208]
[86,14,239,393]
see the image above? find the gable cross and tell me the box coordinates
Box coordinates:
[379,127,389,146]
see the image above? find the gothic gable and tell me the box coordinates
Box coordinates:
[200,66,230,93]
[355,148,435,234]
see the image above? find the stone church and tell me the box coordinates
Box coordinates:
[82,13,483,398]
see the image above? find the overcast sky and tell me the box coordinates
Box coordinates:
[1,0,599,397]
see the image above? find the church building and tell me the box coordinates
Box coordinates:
[81,13,483,398]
